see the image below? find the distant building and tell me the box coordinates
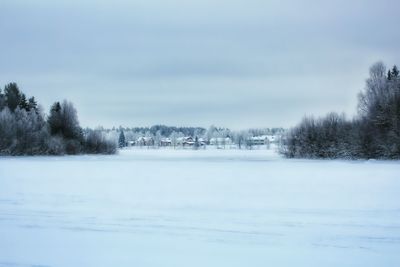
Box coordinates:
[136,136,154,146]
[160,138,172,147]
[198,138,207,146]
[173,136,206,147]
[249,135,278,146]
[177,136,194,147]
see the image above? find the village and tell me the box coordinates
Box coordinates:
[125,134,280,149]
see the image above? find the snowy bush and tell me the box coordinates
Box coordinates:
[84,129,117,154]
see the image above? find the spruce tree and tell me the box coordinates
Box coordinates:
[48,102,63,135]
[28,97,38,111]
[118,130,126,148]
[19,93,29,111]
[392,65,399,78]
[4,83,21,112]
[0,88,5,110]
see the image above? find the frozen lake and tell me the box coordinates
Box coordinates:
[0,149,400,267]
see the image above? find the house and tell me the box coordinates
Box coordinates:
[136,136,154,146]
[174,136,206,147]
[160,138,172,147]
[249,136,266,146]
[249,135,279,146]
[198,138,207,146]
[177,136,194,147]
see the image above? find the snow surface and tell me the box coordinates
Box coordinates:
[0,148,400,267]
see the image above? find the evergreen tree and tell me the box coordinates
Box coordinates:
[0,88,5,110]
[19,93,29,111]
[48,102,63,136]
[118,130,126,148]
[4,83,21,112]
[392,65,399,78]
[388,70,392,80]
[28,97,38,111]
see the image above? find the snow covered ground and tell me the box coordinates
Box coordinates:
[0,148,400,267]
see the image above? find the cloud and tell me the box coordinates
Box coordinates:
[1,0,399,128]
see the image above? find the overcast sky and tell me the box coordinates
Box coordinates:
[1,0,399,129]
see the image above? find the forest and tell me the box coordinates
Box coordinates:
[0,83,116,155]
[281,62,400,159]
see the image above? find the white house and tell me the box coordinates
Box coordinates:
[249,135,279,146]
[136,136,154,146]
[160,138,172,147]
[176,136,194,147]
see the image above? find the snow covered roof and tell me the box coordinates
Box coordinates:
[210,137,231,142]
[250,135,277,141]
[177,136,193,142]
[137,136,154,141]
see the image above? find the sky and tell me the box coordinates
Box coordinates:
[1,0,400,129]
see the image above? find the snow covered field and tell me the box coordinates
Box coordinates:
[0,148,400,267]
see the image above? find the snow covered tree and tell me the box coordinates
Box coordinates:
[391,65,399,78]
[194,136,200,150]
[48,102,63,136]
[19,93,29,111]
[170,131,178,149]
[145,131,154,148]
[60,100,82,140]
[84,129,117,154]
[0,108,15,153]
[0,83,116,155]
[118,130,126,148]
[28,97,38,112]
[234,131,247,149]
[0,88,5,111]
[358,62,388,116]
[4,83,21,112]
[48,101,82,140]
[155,130,162,148]
[356,62,400,158]
[46,101,84,154]
[282,62,400,159]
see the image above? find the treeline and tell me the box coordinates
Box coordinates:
[103,124,284,149]
[113,125,207,138]
[0,83,116,155]
[281,62,400,159]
